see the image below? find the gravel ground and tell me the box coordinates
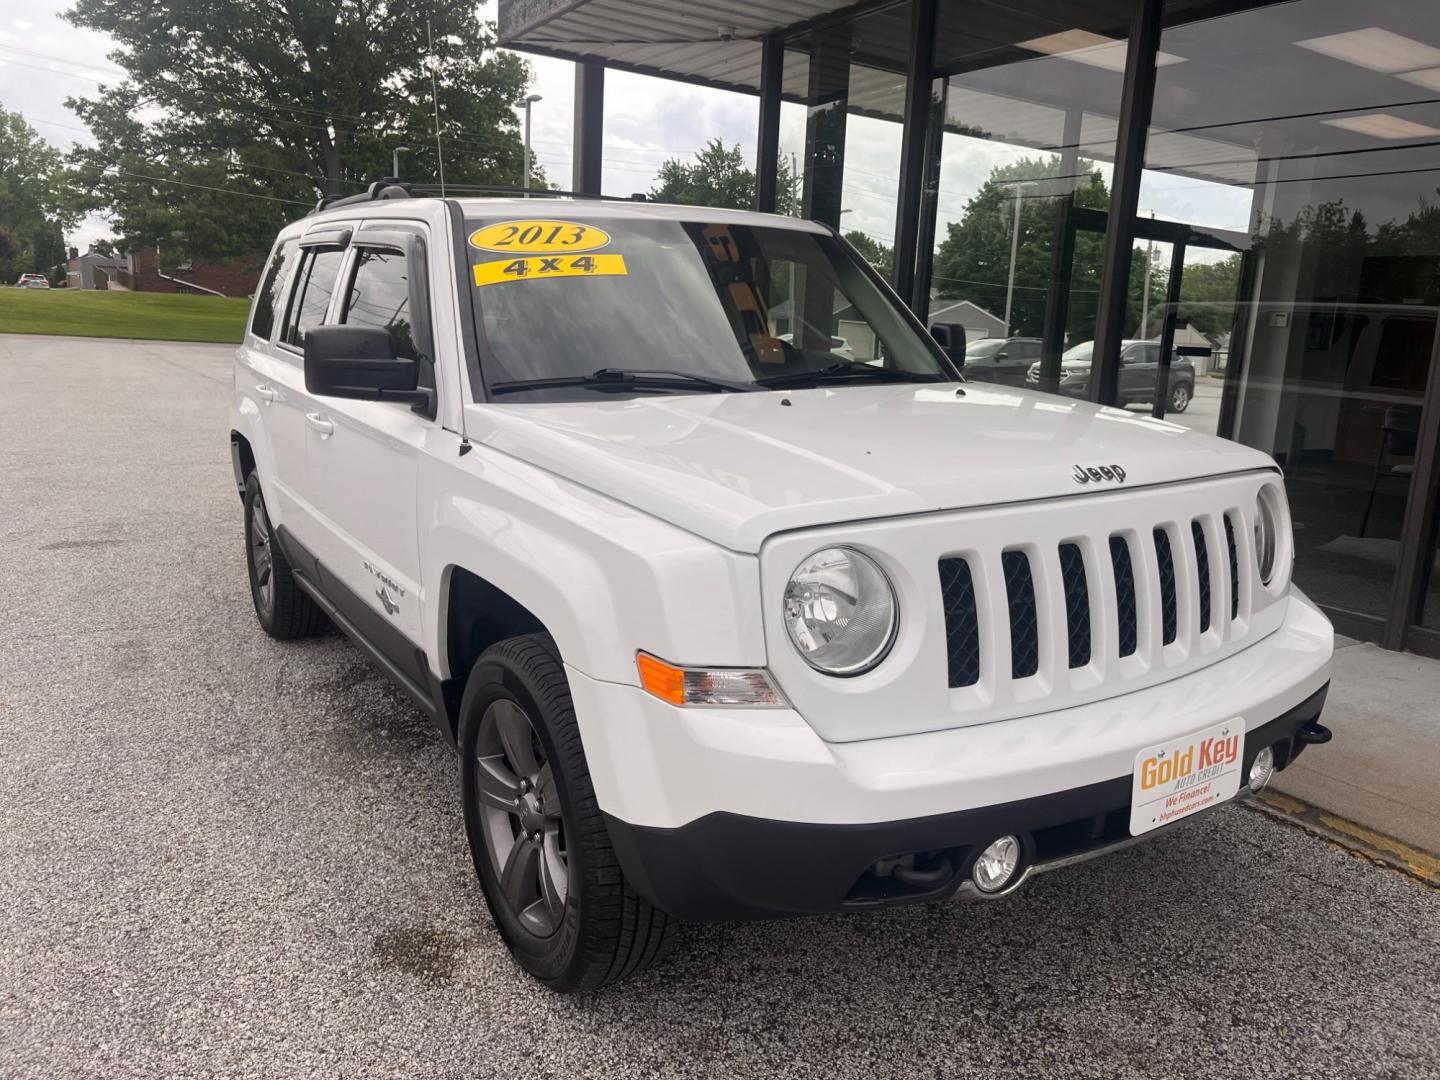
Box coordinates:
[2,334,1438,1079]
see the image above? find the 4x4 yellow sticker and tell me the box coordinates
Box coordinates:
[472,254,628,288]
[468,220,610,254]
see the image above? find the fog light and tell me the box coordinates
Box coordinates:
[1248,746,1275,793]
[972,835,1022,893]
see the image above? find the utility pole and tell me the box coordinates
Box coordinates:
[1003,185,1025,336]
[523,94,542,194]
[1140,211,1155,338]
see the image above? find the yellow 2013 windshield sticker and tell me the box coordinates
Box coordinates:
[472,253,628,288]
[468,219,610,254]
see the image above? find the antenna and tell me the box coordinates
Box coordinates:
[427,16,447,196]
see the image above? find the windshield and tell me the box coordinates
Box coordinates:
[464,215,956,400]
[1061,342,1095,362]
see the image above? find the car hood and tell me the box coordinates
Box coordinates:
[466,383,1273,553]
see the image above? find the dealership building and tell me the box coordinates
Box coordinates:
[499,0,1440,656]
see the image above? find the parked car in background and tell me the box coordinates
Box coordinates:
[1027,339,1196,412]
[779,332,855,362]
[961,336,1041,387]
[15,274,50,289]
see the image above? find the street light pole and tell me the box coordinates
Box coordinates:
[1003,185,1024,336]
[523,93,542,194]
[391,145,411,179]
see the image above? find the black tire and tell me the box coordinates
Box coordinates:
[243,471,329,640]
[459,634,676,992]
[1169,381,1192,413]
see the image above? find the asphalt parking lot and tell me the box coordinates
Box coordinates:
[2,334,1438,1079]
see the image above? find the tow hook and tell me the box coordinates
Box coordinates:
[1296,722,1333,746]
[892,856,954,888]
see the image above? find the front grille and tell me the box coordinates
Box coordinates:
[1110,535,1138,658]
[939,557,980,688]
[1224,513,1240,620]
[1058,542,1091,669]
[1153,528,1178,646]
[1002,550,1039,679]
[1192,520,1212,633]
[938,501,1253,698]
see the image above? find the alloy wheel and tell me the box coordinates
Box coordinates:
[1170,384,1190,411]
[250,493,275,616]
[473,698,568,937]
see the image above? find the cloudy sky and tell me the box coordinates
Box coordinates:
[1,0,1248,272]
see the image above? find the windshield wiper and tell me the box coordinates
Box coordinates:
[489,367,757,396]
[753,361,945,388]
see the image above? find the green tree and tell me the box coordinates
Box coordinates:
[64,0,538,263]
[844,230,893,279]
[933,156,1112,341]
[1177,254,1243,338]
[0,111,75,282]
[649,138,800,214]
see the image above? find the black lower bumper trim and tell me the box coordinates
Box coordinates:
[605,683,1329,922]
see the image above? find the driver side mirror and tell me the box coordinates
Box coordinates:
[304,325,429,405]
[929,322,967,370]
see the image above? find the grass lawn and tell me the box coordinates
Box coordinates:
[0,288,250,344]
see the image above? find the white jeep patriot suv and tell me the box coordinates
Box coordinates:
[230,184,1334,991]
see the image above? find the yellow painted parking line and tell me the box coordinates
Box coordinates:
[1250,790,1440,887]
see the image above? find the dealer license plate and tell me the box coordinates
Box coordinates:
[1129,719,1244,836]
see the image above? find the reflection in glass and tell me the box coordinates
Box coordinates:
[1148,0,1439,619]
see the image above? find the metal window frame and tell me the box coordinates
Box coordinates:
[1088,0,1164,408]
[755,34,783,214]
[892,0,936,305]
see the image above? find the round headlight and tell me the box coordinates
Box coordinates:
[783,547,898,675]
[1255,487,1281,585]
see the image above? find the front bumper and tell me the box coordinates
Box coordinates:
[567,590,1332,920]
[604,685,1328,920]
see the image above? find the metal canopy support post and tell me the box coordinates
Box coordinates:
[572,60,604,195]
[1151,240,1186,419]
[1089,0,1163,407]
[1038,106,1084,395]
[910,76,947,319]
[892,0,937,304]
[801,28,850,229]
[1385,321,1440,648]
[755,35,783,214]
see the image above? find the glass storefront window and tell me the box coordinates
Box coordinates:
[1145,0,1439,621]
[780,3,912,283]
[929,1,1133,390]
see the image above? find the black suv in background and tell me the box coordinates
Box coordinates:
[1026,340,1196,413]
[961,336,1041,387]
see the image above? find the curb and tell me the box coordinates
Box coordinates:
[1247,790,1440,887]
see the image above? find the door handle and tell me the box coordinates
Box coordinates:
[256,383,277,403]
[305,412,335,437]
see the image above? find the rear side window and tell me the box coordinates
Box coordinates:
[249,240,297,341]
[282,248,345,349]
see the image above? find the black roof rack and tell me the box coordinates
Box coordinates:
[311,179,648,215]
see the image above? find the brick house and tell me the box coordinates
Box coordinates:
[65,245,265,298]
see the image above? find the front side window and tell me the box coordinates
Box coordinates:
[342,247,432,391]
[465,217,956,401]
[282,248,344,349]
